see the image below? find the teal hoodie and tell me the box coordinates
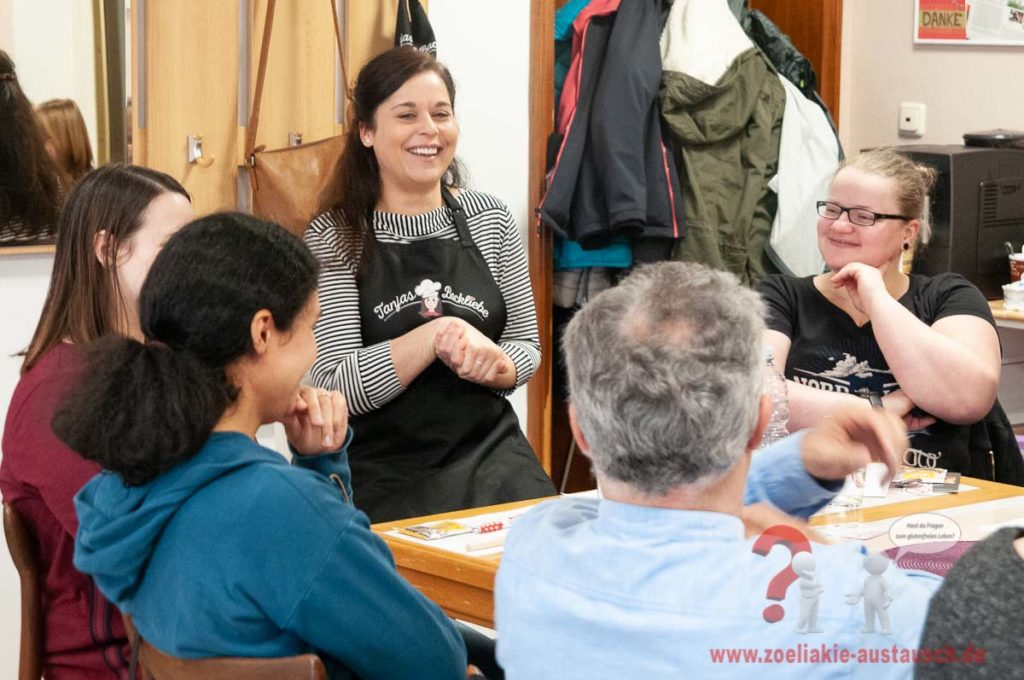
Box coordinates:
[74,431,466,680]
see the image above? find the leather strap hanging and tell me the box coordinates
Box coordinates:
[245,0,349,236]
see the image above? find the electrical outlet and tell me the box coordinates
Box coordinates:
[899,102,926,137]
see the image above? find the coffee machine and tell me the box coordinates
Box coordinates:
[899,144,1024,299]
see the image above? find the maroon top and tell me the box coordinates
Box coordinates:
[1,342,128,679]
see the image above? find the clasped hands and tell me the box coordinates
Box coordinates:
[282,385,349,457]
[433,317,513,387]
[882,389,937,431]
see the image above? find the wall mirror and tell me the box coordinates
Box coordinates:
[0,0,129,253]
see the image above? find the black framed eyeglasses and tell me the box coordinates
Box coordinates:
[816,200,911,227]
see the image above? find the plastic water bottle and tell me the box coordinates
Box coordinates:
[761,346,790,447]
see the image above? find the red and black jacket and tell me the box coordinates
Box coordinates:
[539,0,683,253]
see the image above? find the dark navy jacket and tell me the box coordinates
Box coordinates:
[539,0,683,252]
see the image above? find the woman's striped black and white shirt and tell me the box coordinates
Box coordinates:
[304,189,540,416]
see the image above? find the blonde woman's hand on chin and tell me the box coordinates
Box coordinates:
[830,262,891,316]
[283,385,349,455]
[434,317,514,388]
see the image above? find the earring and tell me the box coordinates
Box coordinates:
[902,242,910,251]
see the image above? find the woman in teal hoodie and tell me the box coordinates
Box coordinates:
[52,212,467,680]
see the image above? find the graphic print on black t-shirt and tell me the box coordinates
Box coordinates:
[757,273,1001,474]
[792,352,899,398]
[786,338,970,464]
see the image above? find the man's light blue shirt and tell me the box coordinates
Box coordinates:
[495,433,941,679]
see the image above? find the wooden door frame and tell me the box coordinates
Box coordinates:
[526,0,556,472]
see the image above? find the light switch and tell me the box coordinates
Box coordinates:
[899,102,926,137]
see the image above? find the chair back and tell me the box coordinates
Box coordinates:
[122,616,327,680]
[3,503,44,680]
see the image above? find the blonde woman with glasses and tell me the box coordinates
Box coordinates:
[757,147,1023,483]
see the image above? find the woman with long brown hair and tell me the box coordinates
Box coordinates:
[0,49,64,245]
[0,164,193,678]
[36,98,95,186]
[306,47,555,523]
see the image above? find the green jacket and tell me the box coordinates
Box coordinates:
[660,48,784,285]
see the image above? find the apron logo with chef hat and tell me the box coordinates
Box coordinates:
[415,279,444,318]
[373,279,490,322]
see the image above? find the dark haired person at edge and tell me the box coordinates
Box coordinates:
[306,47,555,522]
[0,165,193,679]
[916,527,1024,678]
[758,148,1024,484]
[0,49,65,245]
[54,213,467,679]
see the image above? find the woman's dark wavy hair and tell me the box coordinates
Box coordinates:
[0,49,64,239]
[52,213,319,486]
[317,46,464,272]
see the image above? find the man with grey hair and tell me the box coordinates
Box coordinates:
[495,262,941,679]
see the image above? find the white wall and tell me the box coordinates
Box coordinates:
[0,256,52,446]
[430,0,532,422]
[839,0,1024,154]
[0,254,51,678]
[0,2,11,50]
[0,0,99,156]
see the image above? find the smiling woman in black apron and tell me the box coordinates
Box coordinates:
[305,47,555,522]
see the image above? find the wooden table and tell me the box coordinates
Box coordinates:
[372,480,1024,628]
[990,299,1024,327]
[810,477,1024,551]
[372,498,552,628]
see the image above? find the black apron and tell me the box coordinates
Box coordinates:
[351,188,555,522]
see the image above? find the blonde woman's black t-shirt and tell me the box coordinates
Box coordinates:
[757,273,995,473]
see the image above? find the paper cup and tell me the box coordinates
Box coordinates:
[1011,253,1024,283]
